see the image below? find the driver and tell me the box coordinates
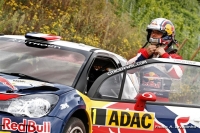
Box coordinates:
[127,18,183,102]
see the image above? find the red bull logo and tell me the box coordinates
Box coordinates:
[2,118,51,133]
[165,24,174,35]
[144,72,159,81]
[142,72,161,89]
[0,76,17,90]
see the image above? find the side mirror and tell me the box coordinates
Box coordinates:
[134,92,156,111]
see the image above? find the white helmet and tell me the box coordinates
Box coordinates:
[146,18,175,46]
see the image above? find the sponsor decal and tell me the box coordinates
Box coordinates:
[9,79,53,87]
[91,108,154,131]
[173,59,196,65]
[142,72,161,89]
[0,77,17,90]
[165,24,173,35]
[151,21,157,25]
[25,40,61,49]
[60,103,69,110]
[2,118,51,133]
[107,60,147,75]
[142,81,161,89]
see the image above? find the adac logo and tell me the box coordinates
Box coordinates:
[165,24,174,35]
[91,108,155,131]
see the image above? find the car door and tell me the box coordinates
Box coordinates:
[87,59,200,133]
[87,60,156,133]
[75,51,125,94]
[140,61,200,133]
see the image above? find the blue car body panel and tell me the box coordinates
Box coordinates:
[0,74,87,133]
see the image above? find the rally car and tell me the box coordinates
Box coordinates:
[0,33,200,133]
[0,32,127,133]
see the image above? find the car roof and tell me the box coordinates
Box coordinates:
[1,35,97,51]
[0,35,127,61]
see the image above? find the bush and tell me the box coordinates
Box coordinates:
[0,0,142,59]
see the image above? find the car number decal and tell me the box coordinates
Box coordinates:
[91,108,155,131]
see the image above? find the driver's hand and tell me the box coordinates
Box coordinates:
[146,45,156,56]
[155,47,166,56]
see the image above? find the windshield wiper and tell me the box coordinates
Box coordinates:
[0,72,49,82]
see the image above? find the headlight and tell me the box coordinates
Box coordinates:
[1,94,59,118]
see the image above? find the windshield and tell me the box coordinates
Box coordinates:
[0,38,90,86]
[127,63,200,105]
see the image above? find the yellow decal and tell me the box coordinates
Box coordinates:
[92,108,97,124]
[92,108,155,131]
[0,132,11,133]
[165,24,173,35]
[147,72,157,80]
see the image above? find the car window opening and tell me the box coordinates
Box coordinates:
[87,57,118,92]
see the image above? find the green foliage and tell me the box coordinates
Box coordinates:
[170,83,200,104]
[170,67,200,104]
[109,0,200,60]
[0,0,142,59]
[0,0,200,60]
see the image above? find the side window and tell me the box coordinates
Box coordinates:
[87,57,118,92]
[121,74,138,100]
[96,73,123,99]
[94,72,139,100]
[126,63,200,106]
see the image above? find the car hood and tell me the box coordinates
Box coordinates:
[0,74,74,95]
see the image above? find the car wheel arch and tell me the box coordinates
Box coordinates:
[62,117,86,133]
[62,108,91,133]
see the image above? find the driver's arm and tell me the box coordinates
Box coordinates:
[165,54,184,79]
[127,48,150,65]
[165,64,183,79]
